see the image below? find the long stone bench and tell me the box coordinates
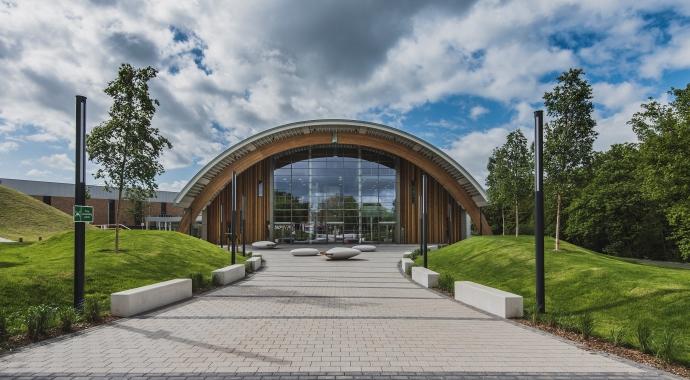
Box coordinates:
[454,281,523,318]
[402,251,413,258]
[248,257,262,271]
[111,279,192,317]
[411,267,439,288]
[212,264,245,285]
[400,258,414,273]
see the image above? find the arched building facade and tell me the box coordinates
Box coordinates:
[175,119,490,245]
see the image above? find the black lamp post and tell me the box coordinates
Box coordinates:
[74,95,86,310]
[534,110,545,313]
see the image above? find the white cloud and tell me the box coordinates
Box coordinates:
[0,141,19,153]
[444,127,512,187]
[24,153,75,171]
[26,168,49,177]
[158,180,188,192]
[0,0,689,186]
[469,106,488,120]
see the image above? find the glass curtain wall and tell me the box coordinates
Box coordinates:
[273,146,397,244]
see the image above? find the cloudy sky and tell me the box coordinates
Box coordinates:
[1,0,689,191]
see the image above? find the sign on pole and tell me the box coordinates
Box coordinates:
[73,205,94,223]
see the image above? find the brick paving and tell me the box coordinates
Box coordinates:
[0,245,678,379]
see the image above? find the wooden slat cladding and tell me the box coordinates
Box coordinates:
[205,156,466,246]
[399,159,464,244]
[205,159,271,245]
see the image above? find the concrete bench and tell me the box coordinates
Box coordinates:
[111,279,192,317]
[400,258,414,273]
[212,264,245,285]
[402,251,413,258]
[454,281,523,318]
[411,267,439,288]
[247,257,262,270]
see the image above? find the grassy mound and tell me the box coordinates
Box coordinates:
[0,229,243,321]
[0,185,74,242]
[416,236,690,363]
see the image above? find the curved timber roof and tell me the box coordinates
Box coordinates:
[174,119,488,209]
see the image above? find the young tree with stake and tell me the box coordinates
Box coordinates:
[87,64,172,253]
[543,68,597,251]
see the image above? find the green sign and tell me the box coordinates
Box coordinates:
[73,205,94,223]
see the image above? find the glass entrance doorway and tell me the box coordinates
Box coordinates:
[272,146,398,244]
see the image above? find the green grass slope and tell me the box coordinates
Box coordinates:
[0,185,74,241]
[417,236,690,363]
[0,229,243,319]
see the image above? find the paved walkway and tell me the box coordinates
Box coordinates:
[0,246,677,379]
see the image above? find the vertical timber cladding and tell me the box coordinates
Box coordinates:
[205,158,272,245]
[399,158,464,244]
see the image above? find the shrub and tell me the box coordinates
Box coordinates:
[409,249,420,261]
[542,310,561,329]
[635,320,653,353]
[0,310,7,342]
[57,307,78,333]
[189,272,206,292]
[437,273,455,294]
[525,304,540,324]
[245,261,254,274]
[82,297,102,323]
[25,305,55,340]
[405,265,412,276]
[608,326,626,346]
[655,329,679,362]
[576,313,595,339]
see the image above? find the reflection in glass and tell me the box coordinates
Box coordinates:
[272,146,397,243]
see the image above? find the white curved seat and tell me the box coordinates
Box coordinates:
[290,248,320,256]
[324,247,360,260]
[352,244,376,252]
[251,241,277,249]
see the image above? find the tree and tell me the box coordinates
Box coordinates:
[486,130,532,236]
[543,68,597,250]
[503,130,532,236]
[486,145,509,235]
[629,84,690,260]
[565,144,671,260]
[87,63,172,253]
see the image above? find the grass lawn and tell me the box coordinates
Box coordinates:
[415,236,690,364]
[0,229,244,332]
[0,185,74,242]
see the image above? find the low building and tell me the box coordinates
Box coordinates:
[0,178,184,230]
[174,119,490,245]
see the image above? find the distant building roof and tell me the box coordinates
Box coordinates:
[0,178,178,203]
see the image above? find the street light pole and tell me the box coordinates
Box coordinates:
[74,95,87,310]
[534,110,546,313]
[230,171,237,264]
[421,172,428,268]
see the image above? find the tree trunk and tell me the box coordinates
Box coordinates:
[501,208,505,236]
[515,200,519,237]
[115,187,122,253]
[555,193,561,251]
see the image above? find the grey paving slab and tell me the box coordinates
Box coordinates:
[0,246,677,379]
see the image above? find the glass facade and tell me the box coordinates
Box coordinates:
[272,146,397,244]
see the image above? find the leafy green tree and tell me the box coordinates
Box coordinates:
[565,144,671,259]
[486,145,509,235]
[486,130,533,236]
[87,64,172,253]
[629,85,690,260]
[543,68,597,250]
[503,130,533,236]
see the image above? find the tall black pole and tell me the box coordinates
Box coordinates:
[534,110,546,313]
[230,171,237,264]
[74,96,87,310]
[421,173,428,268]
[241,194,246,255]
